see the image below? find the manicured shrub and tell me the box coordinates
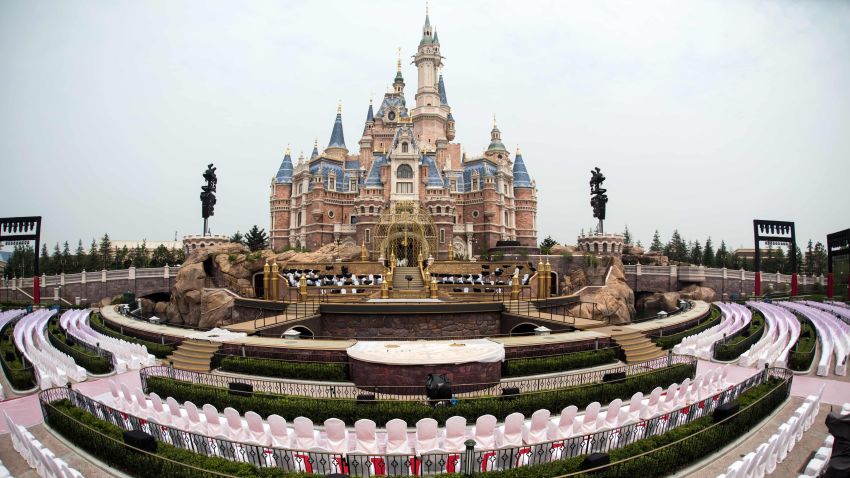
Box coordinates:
[714,311,765,361]
[90,312,174,358]
[48,318,112,374]
[0,324,36,390]
[503,348,617,377]
[218,356,348,381]
[145,363,696,425]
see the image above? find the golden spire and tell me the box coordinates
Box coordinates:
[397,47,402,72]
[337,101,342,114]
[285,144,290,155]
[516,144,521,155]
[493,113,497,128]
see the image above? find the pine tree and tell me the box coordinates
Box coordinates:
[689,241,703,265]
[151,245,170,267]
[61,241,71,273]
[244,225,269,252]
[702,237,715,267]
[40,243,51,275]
[87,238,99,270]
[132,241,150,268]
[51,243,62,274]
[74,240,85,272]
[98,233,113,269]
[715,240,729,268]
[813,242,827,276]
[539,236,559,254]
[114,245,130,269]
[623,226,632,245]
[650,230,663,253]
[229,231,245,245]
[805,239,814,275]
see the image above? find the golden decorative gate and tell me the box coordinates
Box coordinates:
[372,201,438,264]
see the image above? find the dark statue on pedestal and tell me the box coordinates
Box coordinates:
[589,167,608,233]
[200,164,217,236]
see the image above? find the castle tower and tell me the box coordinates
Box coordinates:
[359,99,375,171]
[269,148,294,250]
[512,146,538,247]
[411,7,449,148]
[485,115,508,161]
[325,104,348,160]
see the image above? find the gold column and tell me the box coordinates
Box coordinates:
[537,258,545,299]
[544,259,552,299]
[381,279,389,299]
[262,260,271,300]
[447,244,454,261]
[430,277,438,299]
[360,241,368,261]
[270,260,279,301]
[511,268,520,300]
[299,274,307,302]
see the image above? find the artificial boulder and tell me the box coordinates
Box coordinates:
[577,257,636,325]
[679,285,717,302]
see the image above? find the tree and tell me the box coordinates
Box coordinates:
[61,241,71,273]
[539,236,559,255]
[229,231,245,245]
[665,230,688,263]
[702,237,715,267]
[74,240,85,272]
[813,242,827,276]
[636,240,643,249]
[114,245,131,269]
[98,233,113,269]
[245,225,269,252]
[171,247,186,265]
[150,244,171,267]
[131,241,150,268]
[805,239,814,275]
[622,226,632,245]
[51,243,62,274]
[715,240,730,269]
[689,241,703,265]
[650,230,663,253]
[40,243,52,275]
[87,238,99,271]
[793,244,803,275]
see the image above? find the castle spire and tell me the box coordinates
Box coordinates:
[311,138,319,159]
[393,47,405,93]
[327,102,346,149]
[366,97,374,122]
[421,2,433,44]
[438,73,448,105]
[274,147,293,184]
[487,114,507,153]
[512,146,532,188]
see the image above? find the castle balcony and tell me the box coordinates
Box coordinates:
[333,224,357,235]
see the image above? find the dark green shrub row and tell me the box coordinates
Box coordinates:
[217,355,348,381]
[455,375,789,477]
[146,363,695,425]
[44,399,306,478]
[503,348,618,377]
[48,318,113,375]
[90,312,174,358]
[654,307,722,350]
[714,311,765,361]
[788,319,817,371]
[0,323,36,390]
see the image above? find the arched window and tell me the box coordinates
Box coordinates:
[401,142,409,153]
[369,206,374,214]
[360,206,365,214]
[504,211,509,226]
[297,212,302,227]
[397,164,413,179]
[436,206,441,214]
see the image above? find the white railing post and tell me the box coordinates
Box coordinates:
[101,269,107,282]
[129,266,136,280]
[81,270,87,284]
[163,265,170,279]
[60,273,65,286]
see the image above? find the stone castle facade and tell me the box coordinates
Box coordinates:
[269,10,537,258]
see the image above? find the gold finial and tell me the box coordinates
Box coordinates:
[397,47,402,72]
[285,144,290,155]
[493,113,497,128]
[516,144,521,155]
[426,1,429,16]
[337,101,342,114]
[369,93,373,105]
[314,137,318,148]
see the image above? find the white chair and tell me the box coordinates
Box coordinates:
[222,407,246,442]
[550,405,577,439]
[620,392,643,423]
[385,418,411,454]
[267,414,290,448]
[641,387,663,420]
[473,414,498,450]
[415,418,441,454]
[292,417,320,450]
[183,401,205,433]
[202,404,224,436]
[577,402,601,434]
[244,411,269,445]
[107,380,120,404]
[443,416,468,452]
[524,409,551,444]
[165,396,185,428]
[323,418,348,454]
[599,399,622,430]
[353,419,379,454]
[499,412,524,447]
[148,393,169,423]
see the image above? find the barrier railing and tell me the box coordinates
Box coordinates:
[39,365,786,476]
[140,354,696,401]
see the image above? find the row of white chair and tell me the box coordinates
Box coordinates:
[781,301,850,376]
[717,386,823,478]
[674,302,751,359]
[0,309,26,399]
[60,309,156,372]
[804,300,850,323]
[104,367,731,457]
[798,402,850,478]
[12,310,86,389]
[742,302,800,369]
[4,412,83,478]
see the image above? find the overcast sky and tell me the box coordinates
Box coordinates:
[2,0,848,253]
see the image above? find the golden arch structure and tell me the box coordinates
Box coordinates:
[372,201,438,264]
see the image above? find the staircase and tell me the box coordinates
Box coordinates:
[164,340,221,373]
[607,327,667,363]
[392,267,424,291]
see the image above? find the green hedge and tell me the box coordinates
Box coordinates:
[146,362,695,425]
[714,311,765,361]
[218,355,348,381]
[788,319,817,371]
[45,399,306,478]
[48,319,113,375]
[453,375,788,477]
[503,348,618,377]
[0,323,36,390]
[90,312,174,359]
[654,306,722,350]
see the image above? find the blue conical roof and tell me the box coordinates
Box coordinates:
[311,141,319,159]
[327,111,346,149]
[513,151,532,188]
[366,103,374,122]
[275,151,293,184]
[438,74,448,105]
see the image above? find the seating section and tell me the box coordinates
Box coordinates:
[0,309,26,400]
[12,310,86,389]
[781,301,850,376]
[716,386,823,478]
[4,412,84,478]
[799,402,850,478]
[60,309,156,372]
[283,269,383,288]
[673,302,751,359]
[740,302,800,369]
[100,367,732,462]
[803,300,850,325]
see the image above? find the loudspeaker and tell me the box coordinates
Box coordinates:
[228,382,253,397]
[602,372,626,383]
[713,400,740,422]
[501,387,520,400]
[123,429,156,453]
[356,393,376,405]
[4,351,14,362]
[580,453,610,471]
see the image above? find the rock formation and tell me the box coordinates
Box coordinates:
[636,285,717,314]
[575,256,636,325]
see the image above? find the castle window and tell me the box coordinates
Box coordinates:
[472,177,481,191]
[351,216,357,225]
[369,206,374,214]
[504,211,509,227]
[350,179,357,192]
[504,184,509,195]
[401,142,408,153]
[297,212,302,227]
[365,229,371,244]
[361,206,365,214]
[472,210,480,218]
[328,210,335,219]
[436,206,441,214]
[328,173,336,191]
[396,182,413,194]
[397,164,413,179]
[440,229,446,244]
[450,179,457,192]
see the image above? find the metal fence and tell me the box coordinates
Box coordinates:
[39,366,787,476]
[140,354,696,401]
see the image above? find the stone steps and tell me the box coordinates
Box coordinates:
[393,267,424,290]
[607,327,667,363]
[164,339,221,373]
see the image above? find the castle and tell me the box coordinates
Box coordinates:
[269,9,537,262]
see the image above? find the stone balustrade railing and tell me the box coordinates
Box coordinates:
[1,266,180,290]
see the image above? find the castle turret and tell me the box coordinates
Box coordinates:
[412,6,448,146]
[511,146,537,247]
[359,99,375,171]
[438,74,455,141]
[325,103,348,160]
[485,115,508,160]
[311,138,319,160]
[393,48,405,95]
[270,147,294,250]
